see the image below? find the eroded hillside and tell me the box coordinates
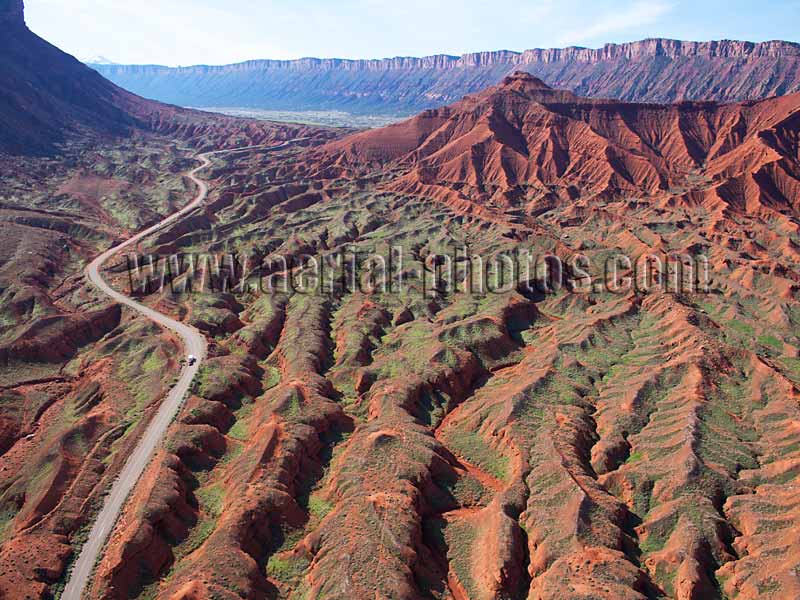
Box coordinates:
[0,116,336,597]
[67,74,800,600]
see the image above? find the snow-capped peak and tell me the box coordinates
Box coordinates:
[81,55,119,65]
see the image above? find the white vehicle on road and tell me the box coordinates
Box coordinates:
[63,140,301,600]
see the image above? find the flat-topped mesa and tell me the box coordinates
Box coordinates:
[91,36,800,111]
[0,0,25,27]
[518,38,800,63]
[102,39,800,74]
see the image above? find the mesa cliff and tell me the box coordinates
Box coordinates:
[92,38,800,114]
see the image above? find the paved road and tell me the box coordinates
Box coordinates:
[61,142,294,600]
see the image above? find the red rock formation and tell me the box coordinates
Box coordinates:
[318,72,800,221]
[0,305,121,364]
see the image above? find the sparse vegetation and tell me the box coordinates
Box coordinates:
[441,427,508,480]
[6,58,800,600]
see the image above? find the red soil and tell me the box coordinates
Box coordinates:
[317,72,800,223]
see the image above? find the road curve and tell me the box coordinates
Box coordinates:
[62,142,290,600]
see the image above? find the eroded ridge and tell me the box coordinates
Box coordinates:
[5,72,800,600]
[88,122,800,600]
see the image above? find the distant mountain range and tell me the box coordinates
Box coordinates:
[90,38,800,115]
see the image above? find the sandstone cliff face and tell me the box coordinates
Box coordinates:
[92,38,800,114]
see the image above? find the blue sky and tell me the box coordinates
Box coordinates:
[26,0,800,66]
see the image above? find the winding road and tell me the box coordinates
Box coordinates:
[61,142,289,600]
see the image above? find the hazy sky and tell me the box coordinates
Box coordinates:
[25,0,800,67]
